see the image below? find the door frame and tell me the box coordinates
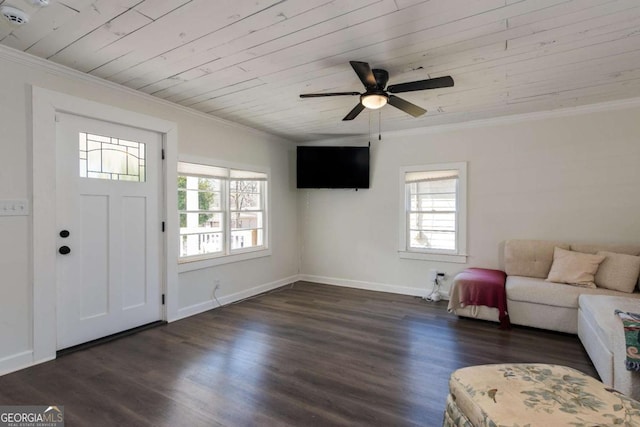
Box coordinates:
[32,87,179,365]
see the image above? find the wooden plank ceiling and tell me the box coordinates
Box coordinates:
[1,0,639,141]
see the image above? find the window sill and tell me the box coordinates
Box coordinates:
[398,251,467,264]
[178,248,272,273]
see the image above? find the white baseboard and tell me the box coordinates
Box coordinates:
[175,275,449,321]
[1,274,447,377]
[298,274,449,300]
[173,275,299,321]
[0,350,34,376]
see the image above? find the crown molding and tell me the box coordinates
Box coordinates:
[0,44,293,144]
[300,96,640,145]
[4,44,639,146]
[393,97,640,137]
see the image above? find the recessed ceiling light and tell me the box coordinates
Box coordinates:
[1,6,30,25]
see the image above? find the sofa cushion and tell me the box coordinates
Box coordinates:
[546,247,605,288]
[595,251,640,293]
[579,295,640,351]
[571,243,640,256]
[506,276,640,309]
[504,240,570,279]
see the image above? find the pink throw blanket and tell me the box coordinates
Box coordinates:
[450,268,509,329]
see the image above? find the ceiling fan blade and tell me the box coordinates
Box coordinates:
[343,103,366,121]
[387,76,454,93]
[388,95,426,117]
[300,92,360,98]
[350,61,377,88]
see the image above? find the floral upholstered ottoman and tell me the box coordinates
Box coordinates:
[443,364,640,427]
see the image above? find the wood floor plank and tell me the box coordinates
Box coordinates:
[0,281,597,426]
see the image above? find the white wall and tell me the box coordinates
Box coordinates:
[299,105,640,297]
[0,47,298,373]
[2,41,640,375]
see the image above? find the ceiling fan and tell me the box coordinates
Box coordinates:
[299,61,454,121]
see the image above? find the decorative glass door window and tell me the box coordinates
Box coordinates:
[79,132,146,182]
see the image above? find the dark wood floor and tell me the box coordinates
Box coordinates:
[0,281,597,426]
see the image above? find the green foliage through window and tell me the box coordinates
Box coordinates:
[178,176,217,227]
[178,162,267,259]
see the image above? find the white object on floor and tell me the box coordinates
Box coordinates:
[427,290,441,302]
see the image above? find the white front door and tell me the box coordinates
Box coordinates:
[55,113,163,350]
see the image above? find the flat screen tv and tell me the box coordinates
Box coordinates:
[297,146,370,189]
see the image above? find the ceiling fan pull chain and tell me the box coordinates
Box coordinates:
[379,110,382,141]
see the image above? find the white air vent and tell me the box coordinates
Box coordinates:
[1,6,30,25]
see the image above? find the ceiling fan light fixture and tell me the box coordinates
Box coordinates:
[299,61,452,120]
[361,93,388,109]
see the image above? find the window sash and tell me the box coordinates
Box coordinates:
[405,174,459,253]
[178,165,267,260]
[229,180,265,253]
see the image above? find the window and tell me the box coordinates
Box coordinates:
[399,162,467,263]
[79,132,146,181]
[178,162,267,263]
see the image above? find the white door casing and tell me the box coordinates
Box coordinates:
[55,113,162,349]
[32,87,179,367]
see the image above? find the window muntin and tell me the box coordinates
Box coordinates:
[178,162,267,261]
[79,132,146,182]
[178,176,224,258]
[230,179,264,251]
[400,163,467,261]
[406,173,458,251]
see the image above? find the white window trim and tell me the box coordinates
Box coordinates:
[177,155,271,273]
[398,162,467,264]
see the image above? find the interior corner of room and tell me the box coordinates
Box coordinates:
[2,47,640,423]
[1,1,640,424]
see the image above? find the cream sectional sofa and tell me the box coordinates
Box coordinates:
[503,240,640,334]
[453,240,640,333]
[452,239,640,398]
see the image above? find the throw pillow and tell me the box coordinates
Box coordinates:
[546,247,605,288]
[595,251,640,293]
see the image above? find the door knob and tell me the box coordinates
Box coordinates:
[59,246,71,255]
